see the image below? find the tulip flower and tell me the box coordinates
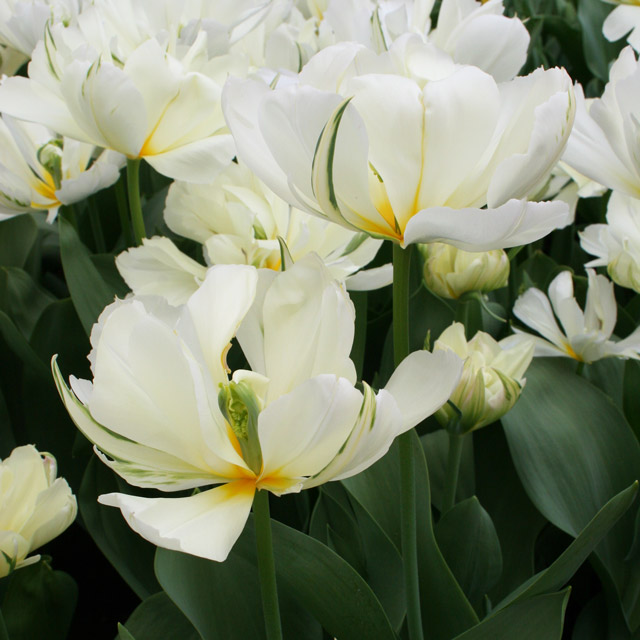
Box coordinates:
[0,25,236,183]
[223,38,574,251]
[512,268,640,363]
[433,323,534,433]
[0,445,77,577]
[0,114,123,222]
[53,255,462,562]
[563,47,640,198]
[580,192,640,293]
[116,162,390,304]
[419,243,509,299]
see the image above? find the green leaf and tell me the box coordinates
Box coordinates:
[0,214,38,267]
[350,291,367,380]
[496,482,638,610]
[117,592,199,640]
[452,590,570,640]
[344,433,480,639]
[422,430,475,512]
[435,497,503,610]
[0,310,49,377]
[624,360,640,442]
[0,266,55,338]
[79,457,160,600]
[502,358,640,629]
[474,427,547,602]
[1,559,78,640]
[155,521,323,640]
[117,623,138,640]
[58,216,116,335]
[577,0,624,81]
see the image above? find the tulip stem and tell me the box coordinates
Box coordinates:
[254,490,283,640]
[126,158,146,246]
[442,432,464,514]
[393,243,423,640]
[115,175,134,246]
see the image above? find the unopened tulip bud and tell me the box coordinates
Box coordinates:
[0,445,77,578]
[419,243,509,299]
[433,323,534,433]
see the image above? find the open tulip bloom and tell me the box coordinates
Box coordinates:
[52,255,462,562]
[512,268,640,363]
[223,38,575,251]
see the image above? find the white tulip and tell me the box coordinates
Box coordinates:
[0,445,76,577]
[563,46,640,198]
[433,323,534,432]
[53,255,462,562]
[580,191,640,293]
[512,268,640,363]
[0,114,123,222]
[223,38,574,251]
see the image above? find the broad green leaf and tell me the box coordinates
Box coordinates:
[117,623,138,640]
[452,590,570,640]
[624,360,640,442]
[0,214,37,267]
[584,357,624,409]
[91,254,130,298]
[474,427,549,602]
[58,216,116,335]
[496,482,637,610]
[0,310,49,377]
[577,0,624,81]
[435,497,502,611]
[344,433,480,639]
[117,592,199,640]
[0,266,54,338]
[422,430,475,513]
[571,594,607,640]
[79,458,160,600]
[1,559,78,640]
[156,521,324,640]
[502,358,640,629]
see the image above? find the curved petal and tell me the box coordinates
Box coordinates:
[145,134,236,183]
[384,349,463,432]
[98,481,256,562]
[303,385,402,488]
[548,270,585,337]
[258,375,363,486]
[261,254,356,401]
[403,199,570,251]
[180,263,257,386]
[116,237,207,306]
[345,263,393,291]
[512,287,568,349]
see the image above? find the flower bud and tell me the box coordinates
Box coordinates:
[37,139,64,189]
[433,323,534,433]
[419,242,509,299]
[0,445,77,577]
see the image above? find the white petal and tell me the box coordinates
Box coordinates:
[345,263,393,291]
[258,375,363,484]
[548,270,585,337]
[403,199,570,251]
[384,349,463,432]
[98,481,256,562]
[512,287,568,349]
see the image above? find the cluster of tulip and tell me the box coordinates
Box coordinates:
[1,0,640,638]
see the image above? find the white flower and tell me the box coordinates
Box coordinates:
[0,114,123,222]
[116,162,390,304]
[0,26,237,182]
[419,242,509,299]
[0,445,77,577]
[580,191,640,293]
[603,2,640,52]
[563,46,640,198]
[223,38,574,251]
[433,323,534,432]
[512,268,640,362]
[53,255,462,562]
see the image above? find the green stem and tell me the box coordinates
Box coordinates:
[60,204,78,232]
[393,244,423,640]
[253,490,283,640]
[126,158,145,246]
[575,361,585,376]
[115,175,133,247]
[87,198,106,253]
[442,433,464,514]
